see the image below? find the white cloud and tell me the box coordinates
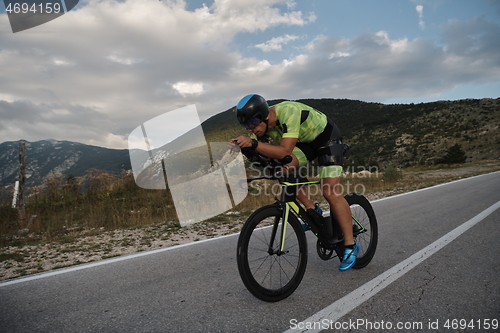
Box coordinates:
[285,0,296,10]
[255,34,299,52]
[244,60,272,72]
[107,53,142,65]
[0,0,314,147]
[173,82,205,96]
[416,5,425,30]
[282,54,308,67]
[0,0,498,149]
[307,12,317,23]
[276,23,500,100]
[53,58,75,66]
[328,52,350,59]
[192,0,313,40]
[375,31,409,53]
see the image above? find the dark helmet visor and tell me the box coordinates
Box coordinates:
[242,116,262,130]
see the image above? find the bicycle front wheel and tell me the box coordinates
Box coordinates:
[237,204,308,302]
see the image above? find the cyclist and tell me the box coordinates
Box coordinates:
[230,94,359,271]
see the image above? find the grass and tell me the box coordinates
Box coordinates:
[0,170,178,247]
[0,160,499,281]
[2,161,500,248]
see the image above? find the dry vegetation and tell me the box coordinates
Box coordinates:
[1,160,499,281]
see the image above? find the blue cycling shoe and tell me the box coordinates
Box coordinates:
[339,243,360,271]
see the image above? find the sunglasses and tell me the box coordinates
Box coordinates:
[243,117,262,130]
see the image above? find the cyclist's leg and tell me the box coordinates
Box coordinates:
[320,170,354,246]
[289,146,315,210]
[320,162,359,270]
[313,120,353,245]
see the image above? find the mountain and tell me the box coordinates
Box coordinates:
[203,97,500,168]
[1,97,499,187]
[0,140,131,186]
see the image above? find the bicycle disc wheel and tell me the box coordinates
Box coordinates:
[345,193,378,269]
[237,204,308,302]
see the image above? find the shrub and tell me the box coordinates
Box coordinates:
[383,163,403,182]
[439,144,467,164]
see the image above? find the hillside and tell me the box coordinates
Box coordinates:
[1,97,498,187]
[0,140,131,186]
[202,97,500,168]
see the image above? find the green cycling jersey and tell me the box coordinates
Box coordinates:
[246,100,343,178]
[257,101,328,143]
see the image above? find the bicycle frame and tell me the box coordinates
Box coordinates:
[273,176,366,254]
[243,149,370,260]
[274,176,340,253]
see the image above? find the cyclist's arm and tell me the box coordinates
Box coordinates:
[231,136,297,160]
[255,137,297,160]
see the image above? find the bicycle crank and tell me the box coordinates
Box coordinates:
[316,239,335,260]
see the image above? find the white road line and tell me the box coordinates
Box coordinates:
[0,232,238,287]
[284,200,500,333]
[1,170,498,288]
[371,170,500,203]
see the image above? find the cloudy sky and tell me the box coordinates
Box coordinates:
[1,0,499,149]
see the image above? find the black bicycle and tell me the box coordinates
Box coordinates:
[236,150,378,302]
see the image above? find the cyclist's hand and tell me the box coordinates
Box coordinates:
[231,136,253,148]
[228,142,240,152]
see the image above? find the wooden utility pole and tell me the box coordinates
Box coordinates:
[18,140,26,226]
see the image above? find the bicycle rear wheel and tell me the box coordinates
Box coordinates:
[345,193,378,269]
[237,204,308,302]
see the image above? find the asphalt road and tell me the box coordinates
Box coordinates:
[1,171,499,333]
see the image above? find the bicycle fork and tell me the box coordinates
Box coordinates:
[267,202,291,255]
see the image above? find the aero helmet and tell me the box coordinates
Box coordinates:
[236,94,269,129]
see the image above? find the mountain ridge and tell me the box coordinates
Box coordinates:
[1,97,499,186]
[0,139,131,186]
[203,97,500,168]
